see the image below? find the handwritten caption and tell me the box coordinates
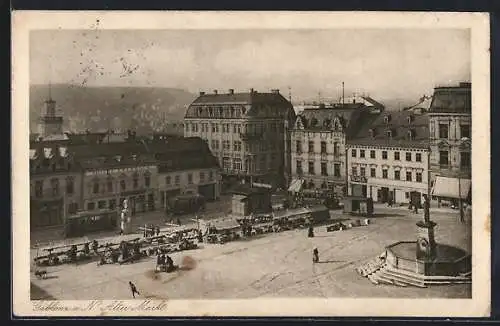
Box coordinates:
[32,300,169,313]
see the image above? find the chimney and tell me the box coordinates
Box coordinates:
[250,88,254,94]
[213,90,218,95]
[271,89,280,94]
[199,91,205,96]
[229,89,234,95]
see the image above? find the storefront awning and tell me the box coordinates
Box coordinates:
[431,176,471,199]
[287,179,304,193]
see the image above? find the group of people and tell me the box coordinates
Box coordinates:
[156,251,175,273]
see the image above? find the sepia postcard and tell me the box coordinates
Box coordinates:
[12,11,490,317]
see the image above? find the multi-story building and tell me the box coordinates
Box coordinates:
[346,110,430,206]
[29,141,82,228]
[30,133,220,228]
[184,88,296,189]
[428,82,472,204]
[288,102,373,197]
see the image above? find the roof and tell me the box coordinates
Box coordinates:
[429,83,471,114]
[230,184,272,196]
[294,104,368,136]
[184,90,295,120]
[347,110,430,149]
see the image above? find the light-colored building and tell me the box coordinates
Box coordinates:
[288,103,373,197]
[347,110,430,206]
[184,89,296,189]
[428,82,471,204]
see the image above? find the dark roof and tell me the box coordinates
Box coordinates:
[429,83,471,114]
[185,90,295,120]
[230,184,272,196]
[294,104,369,136]
[347,111,429,149]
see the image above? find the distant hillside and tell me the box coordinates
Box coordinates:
[30,84,196,133]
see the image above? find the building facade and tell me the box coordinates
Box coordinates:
[30,134,220,228]
[288,103,372,197]
[347,110,430,206]
[184,89,296,189]
[30,142,83,228]
[428,82,472,204]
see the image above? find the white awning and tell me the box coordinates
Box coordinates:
[287,179,304,193]
[431,176,471,199]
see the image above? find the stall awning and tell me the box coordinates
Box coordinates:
[287,179,304,193]
[431,176,471,199]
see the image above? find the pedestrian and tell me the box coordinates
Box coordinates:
[177,218,182,225]
[413,203,418,214]
[308,225,314,238]
[129,281,140,298]
[313,248,319,263]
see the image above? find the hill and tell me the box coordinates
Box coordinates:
[30,84,196,133]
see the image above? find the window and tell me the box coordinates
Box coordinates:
[35,180,43,198]
[360,167,366,176]
[352,149,357,157]
[394,151,400,161]
[222,157,231,170]
[120,180,126,191]
[68,202,78,214]
[416,172,423,183]
[360,150,365,158]
[223,140,231,151]
[370,150,376,159]
[321,162,327,176]
[50,178,59,196]
[460,152,471,169]
[405,192,410,199]
[98,200,106,209]
[382,169,388,179]
[308,141,314,153]
[416,153,422,162]
[296,141,302,153]
[394,170,400,180]
[259,156,266,171]
[334,164,341,177]
[133,175,138,189]
[321,141,327,154]
[107,179,113,192]
[333,142,339,155]
[109,200,116,210]
[352,166,358,176]
[460,124,471,139]
[233,141,242,152]
[144,174,151,188]
[233,158,242,171]
[92,180,99,194]
[406,171,412,182]
[200,172,205,182]
[188,173,193,184]
[66,177,74,195]
[405,152,412,161]
[209,171,214,181]
[233,124,241,134]
[166,176,171,185]
[382,151,387,160]
[370,168,376,177]
[87,202,95,210]
[439,123,448,139]
[175,175,180,185]
[439,151,449,166]
[211,123,217,133]
[296,160,303,174]
[308,161,315,175]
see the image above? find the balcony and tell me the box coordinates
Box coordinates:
[350,175,368,183]
[240,131,263,141]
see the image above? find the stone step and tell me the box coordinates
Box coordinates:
[384,266,471,282]
[379,269,427,288]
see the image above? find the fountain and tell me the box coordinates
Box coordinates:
[357,195,471,287]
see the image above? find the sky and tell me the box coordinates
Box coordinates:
[30,29,470,106]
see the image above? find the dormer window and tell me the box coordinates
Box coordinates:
[408,129,416,140]
[386,130,393,138]
[368,128,376,138]
[384,114,391,124]
[115,155,122,162]
[131,154,137,161]
[198,108,202,116]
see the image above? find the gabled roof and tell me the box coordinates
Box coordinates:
[347,110,429,149]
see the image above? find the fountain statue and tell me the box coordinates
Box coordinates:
[416,194,436,259]
[120,199,131,234]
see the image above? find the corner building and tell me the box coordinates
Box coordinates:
[184,89,296,189]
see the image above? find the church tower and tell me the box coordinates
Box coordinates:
[38,85,63,138]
